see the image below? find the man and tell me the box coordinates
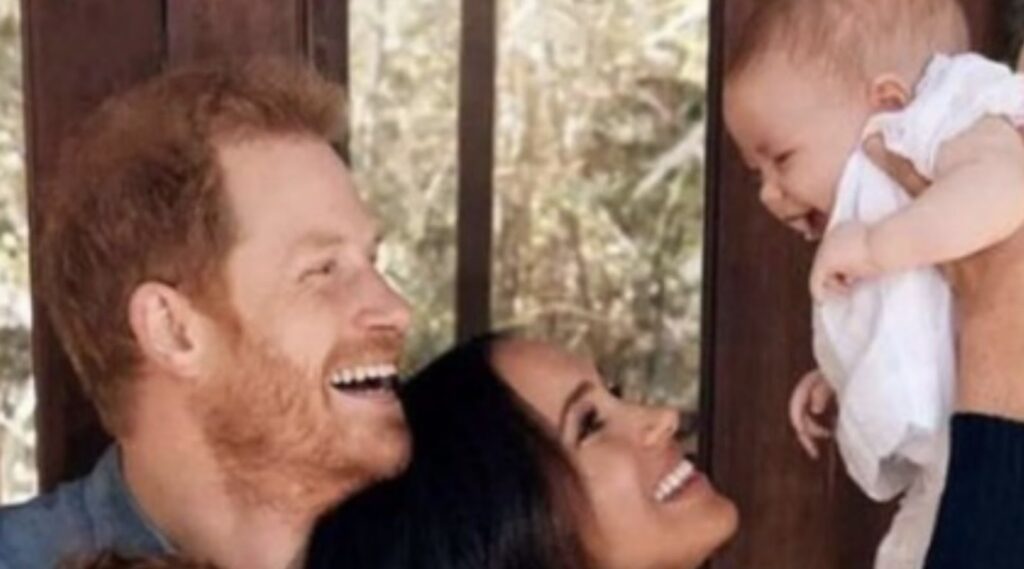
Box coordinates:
[0,58,411,569]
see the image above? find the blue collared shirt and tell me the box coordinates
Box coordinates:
[0,446,171,568]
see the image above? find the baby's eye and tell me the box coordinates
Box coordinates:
[774,151,794,167]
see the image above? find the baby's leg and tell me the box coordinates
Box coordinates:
[874,478,943,569]
[874,438,949,569]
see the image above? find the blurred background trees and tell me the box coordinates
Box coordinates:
[352,0,708,407]
[0,0,34,503]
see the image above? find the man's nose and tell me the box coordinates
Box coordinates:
[357,271,413,335]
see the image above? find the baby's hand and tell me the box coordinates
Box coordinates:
[809,221,881,301]
[788,369,834,459]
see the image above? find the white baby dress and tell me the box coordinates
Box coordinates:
[813,53,1024,569]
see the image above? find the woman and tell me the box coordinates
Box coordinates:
[305,333,738,569]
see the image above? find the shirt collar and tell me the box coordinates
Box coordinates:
[82,446,175,554]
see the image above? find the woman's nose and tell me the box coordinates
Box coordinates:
[639,405,680,447]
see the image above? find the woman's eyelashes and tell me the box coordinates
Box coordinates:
[576,406,607,444]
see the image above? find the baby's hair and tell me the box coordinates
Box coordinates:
[727,0,970,85]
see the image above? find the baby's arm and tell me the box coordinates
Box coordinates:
[865,117,1024,273]
[810,117,1024,299]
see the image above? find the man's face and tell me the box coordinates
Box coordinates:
[195,135,412,509]
[724,52,871,239]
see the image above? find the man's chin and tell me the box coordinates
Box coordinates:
[370,420,413,479]
[341,413,411,482]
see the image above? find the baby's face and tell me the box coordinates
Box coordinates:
[724,53,873,239]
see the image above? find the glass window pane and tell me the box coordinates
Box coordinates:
[349,0,461,370]
[0,0,34,503]
[492,0,709,424]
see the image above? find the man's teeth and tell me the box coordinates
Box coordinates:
[330,363,399,388]
[654,460,696,503]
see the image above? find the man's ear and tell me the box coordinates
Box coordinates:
[868,74,911,112]
[128,282,210,380]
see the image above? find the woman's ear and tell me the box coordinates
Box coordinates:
[128,282,208,380]
[868,74,911,112]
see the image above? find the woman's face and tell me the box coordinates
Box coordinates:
[493,339,738,569]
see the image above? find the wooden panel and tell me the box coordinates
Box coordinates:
[961,0,1005,57]
[22,0,166,489]
[166,0,306,64]
[455,0,497,341]
[702,1,1000,567]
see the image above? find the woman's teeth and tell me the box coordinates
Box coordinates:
[654,460,696,503]
[330,363,400,391]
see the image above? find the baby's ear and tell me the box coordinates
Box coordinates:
[868,74,911,112]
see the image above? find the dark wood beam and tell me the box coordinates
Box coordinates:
[455,0,497,341]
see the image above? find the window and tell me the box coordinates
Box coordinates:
[491,0,708,413]
[349,0,461,371]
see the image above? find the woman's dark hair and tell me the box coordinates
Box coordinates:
[305,333,592,569]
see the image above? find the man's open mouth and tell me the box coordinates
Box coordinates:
[329,364,401,394]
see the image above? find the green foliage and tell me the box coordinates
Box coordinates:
[352,0,708,408]
[0,0,35,503]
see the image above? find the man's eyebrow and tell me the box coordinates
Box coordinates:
[557,381,595,434]
[289,232,346,256]
[290,228,381,257]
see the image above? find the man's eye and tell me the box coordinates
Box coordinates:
[576,408,606,444]
[304,260,337,279]
[607,382,624,399]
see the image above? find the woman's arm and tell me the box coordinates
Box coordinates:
[925,415,1024,568]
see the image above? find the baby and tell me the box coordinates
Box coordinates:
[724,0,1024,568]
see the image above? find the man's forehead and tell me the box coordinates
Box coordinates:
[217,137,374,244]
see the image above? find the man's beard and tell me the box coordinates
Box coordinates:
[190,332,409,517]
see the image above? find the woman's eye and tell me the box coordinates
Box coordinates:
[607,382,624,399]
[576,408,606,444]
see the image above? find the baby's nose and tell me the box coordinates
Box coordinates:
[759,180,784,204]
